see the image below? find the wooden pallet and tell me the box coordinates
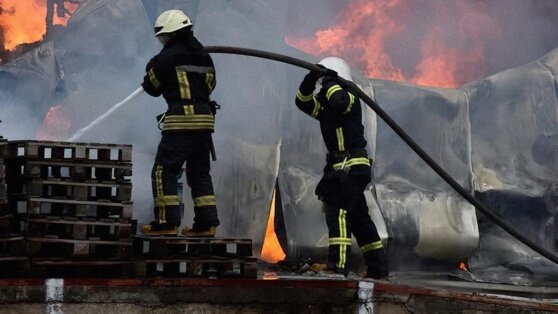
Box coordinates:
[134,235,253,258]
[0,256,31,277]
[10,178,132,202]
[135,257,258,279]
[27,237,133,258]
[32,258,135,278]
[0,235,26,256]
[15,197,133,220]
[6,141,132,162]
[27,217,134,241]
[7,159,132,181]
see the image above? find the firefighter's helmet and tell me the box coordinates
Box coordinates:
[154,9,193,36]
[318,57,353,82]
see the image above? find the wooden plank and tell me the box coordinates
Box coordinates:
[136,257,258,279]
[134,236,253,258]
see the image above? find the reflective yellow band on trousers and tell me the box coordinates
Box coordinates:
[155,195,180,206]
[361,240,384,253]
[155,165,165,223]
[194,195,216,207]
[329,237,352,245]
[337,209,347,269]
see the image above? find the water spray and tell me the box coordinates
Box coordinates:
[67,86,145,141]
[202,45,558,265]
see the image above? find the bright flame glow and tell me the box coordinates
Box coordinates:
[36,105,71,140]
[286,0,502,88]
[260,189,286,263]
[0,0,78,51]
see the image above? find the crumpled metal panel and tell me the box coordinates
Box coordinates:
[371,81,478,263]
[464,47,558,283]
[0,41,57,139]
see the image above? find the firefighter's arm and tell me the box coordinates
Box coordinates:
[295,70,322,119]
[322,76,355,114]
[141,58,163,97]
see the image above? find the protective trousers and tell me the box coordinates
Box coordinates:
[321,175,387,275]
[151,132,219,228]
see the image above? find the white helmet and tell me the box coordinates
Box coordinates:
[318,57,353,82]
[154,9,193,36]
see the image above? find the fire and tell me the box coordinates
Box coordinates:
[0,0,78,51]
[458,261,469,271]
[260,189,286,263]
[36,105,71,140]
[286,0,502,88]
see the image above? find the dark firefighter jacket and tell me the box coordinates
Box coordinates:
[295,75,371,177]
[142,32,216,132]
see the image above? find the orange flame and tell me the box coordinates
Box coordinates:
[36,105,71,140]
[260,189,286,263]
[458,261,468,271]
[286,0,502,88]
[0,0,78,51]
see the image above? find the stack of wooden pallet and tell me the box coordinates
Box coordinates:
[0,138,29,276]
[5,140,135,277]
[134,235,258,279]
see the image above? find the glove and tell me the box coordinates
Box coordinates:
[317,63,338,78]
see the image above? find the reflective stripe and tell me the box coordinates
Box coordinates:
[333,157,371,170]
[336,127,345,151]
[296,90,321,118]
[337,209,347,269]
[176,65,215,74]
[329,237,352,245]
[361,240,384,253]
[296,90,314,102]
[194,195,216,207]
[164,114,214,122]
[326,85,342,100]
[148,69,161,89]
[311,98,321,118]
[206,73,215,92]
[177,70,191,99]
[156,195,180,206]
[162,123,215,131]
[155,165,165,224]
[183,105,195,115]
[163,114,215,131]
[343,93,355,114]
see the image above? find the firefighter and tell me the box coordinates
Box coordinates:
[141,9,220,237]
[294,57,388,279]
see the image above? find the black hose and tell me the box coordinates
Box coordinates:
[204,45,558,265]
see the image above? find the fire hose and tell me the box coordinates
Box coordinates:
[203,45,558,265]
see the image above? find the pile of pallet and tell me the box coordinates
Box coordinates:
[0,138,28,276]
[0,140,260,279]
[5,140,134,277]
[134,235,257,279]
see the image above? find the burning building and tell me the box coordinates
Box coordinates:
[1,0,558,301]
